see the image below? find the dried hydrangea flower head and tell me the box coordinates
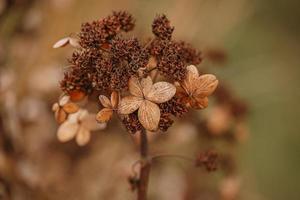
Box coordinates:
[177,65,218,109]
[57,109,106,146]
[119,76,176,131]
[53,11,219,136]
[52,95,79,124]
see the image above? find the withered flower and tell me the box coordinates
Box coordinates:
[177,65,218,109]
[52,95,79,124]
[96,91,119,123]
[57,109,106,146]
[119,76,176,131]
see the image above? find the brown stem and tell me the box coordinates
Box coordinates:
[137,129,151,200]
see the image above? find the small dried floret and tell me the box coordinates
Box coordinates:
[109,37,149,90]
[152,14,174,40]
[122,111,143,134]
[148,39,169,57]
[176,41,202,65]
[157,42,186,81]
[158,97,188,117]
[78,11,135,49]
[60,67,93,94]
[195,150,218,172]
[118,76,176,131]
[158,113,174,132]
[112,11,135,32]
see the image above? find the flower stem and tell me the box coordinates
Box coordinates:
[137,129,151,200]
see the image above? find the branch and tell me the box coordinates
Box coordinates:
[137,129,151,200]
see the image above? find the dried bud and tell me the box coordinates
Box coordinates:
[122,111,143,134]
[195,150,218,172]
[152,14,174,40]
[157,42,186,81]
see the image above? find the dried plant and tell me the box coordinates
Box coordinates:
[52,11,221,200]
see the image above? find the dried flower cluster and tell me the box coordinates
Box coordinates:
[53,11,218,145]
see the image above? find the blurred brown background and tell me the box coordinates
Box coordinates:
[0,0,299,199]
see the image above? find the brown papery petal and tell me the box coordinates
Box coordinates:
[194,74,218,98]
[96,108,113,123]
[110,91,119,109]
[99,95,112,108]
[183,65,199,92]
[128,76,143,97]
[118,96,143,115]
[141,76,153,95]
[53,37,70,48]
[63,102,79,113]
[138,100,160,131]
[55,109,67,124]
[145,82,176,103]
[57,122,79,142]
[76,127,91,146]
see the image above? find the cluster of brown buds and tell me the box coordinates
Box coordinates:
[52,11,218,145]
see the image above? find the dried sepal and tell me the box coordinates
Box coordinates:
[138,100,160,131]
[128,76,143,97]
[118,96,143,114]
[141,76,153,95]
[69,37,80,48]
[194,74,218,98]
[183,65,199,92]
[110,91,119,108]
[57,121,79,142]
[59,95,70,106]
[76,126,91,146]
[53,37,79,48]
[99,95,112,108]
[56,109,106,146]
[145,82,176,103]
[53,37,70,48]
[62,102,79,113]
[52,103,59,112]
[96,108,113,123]
[55,108,67,124]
